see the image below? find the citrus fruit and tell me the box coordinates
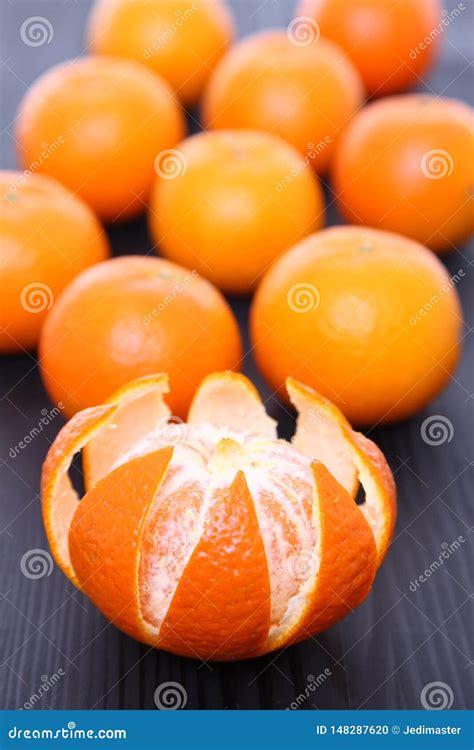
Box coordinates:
[296,0,443,96]
[0,171,109,353]
[202,30,364,174]
[251,226,463,426]
[149,130,325,293]
[86,0,235,107]
[15,56,185,221]
[39,256,242,418]
[333,95,474,253]
[42,371,396,660]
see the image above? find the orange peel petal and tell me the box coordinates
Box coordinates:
[271,462,377,649]
[41,403,118,587]
[83,373,170,489]
[287,377,359,497]
[69,448,173,646]
[340,425,397,567]
[188,370,277,439]
[158,470,272,660]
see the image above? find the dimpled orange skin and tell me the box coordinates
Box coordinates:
[86,0,235,107]
[202,30,365,174]
[296,0,442,97]
[15,56,185,222]
[149,130,325,293]
[0,171,109,353]
[251,226,463,426]
[39,256,242,418]
[332,96,474,253]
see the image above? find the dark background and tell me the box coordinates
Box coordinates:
[0,0,472,711]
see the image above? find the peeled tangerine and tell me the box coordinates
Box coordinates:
[42,372,396,661]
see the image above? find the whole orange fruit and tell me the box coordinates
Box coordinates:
[296,0,443,96]
[0,171,109,353]
[15,56,185,222]
[86,0,235,107]
[42,371,395,660]
[251,226,463,426]
[39,256,242,418]
[202,30,364,174]
[332,95,474,252]
[149,130,325,293]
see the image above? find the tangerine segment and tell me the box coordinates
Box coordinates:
[288,462,377,646]
[83,374,170,489]
[69,449,173,645]
[41,403,118,587]
[188,371,277,440]
[158,472,272,660]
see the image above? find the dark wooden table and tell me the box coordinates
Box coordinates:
[1,0,472,711]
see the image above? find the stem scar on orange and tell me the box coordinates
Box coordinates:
[0,171,109,353]
[86,0,235,107]
[15,56,186,222]
[39,256,242,419]
[251,226,463,426]
[149,130,325,294]
[42,371,396,661]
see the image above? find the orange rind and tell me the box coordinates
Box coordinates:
[41,371,396,661]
